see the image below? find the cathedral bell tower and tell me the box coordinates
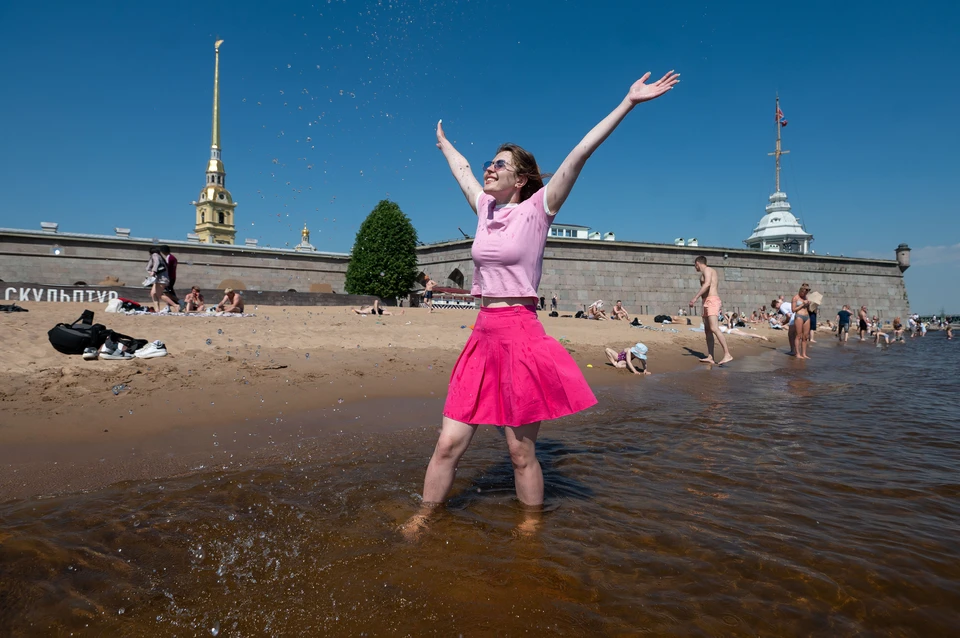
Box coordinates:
[193,39,237,244]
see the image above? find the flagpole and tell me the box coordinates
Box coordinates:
[776,95,781,192]
[769,94,789,193]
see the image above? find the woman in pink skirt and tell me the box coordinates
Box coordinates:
[405,69,680,533]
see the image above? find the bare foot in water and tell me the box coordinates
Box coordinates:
[514,516,541,538]
[399,512,430,542]
[717,355,733,365]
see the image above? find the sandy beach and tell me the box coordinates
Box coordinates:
[0,302,786,499]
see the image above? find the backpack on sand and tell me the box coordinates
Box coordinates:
[47,310,109,355]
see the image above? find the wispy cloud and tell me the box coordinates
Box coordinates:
[855,244,960,266]
[911,243,960,267]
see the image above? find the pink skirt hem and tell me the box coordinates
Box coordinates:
[442,306,597,427]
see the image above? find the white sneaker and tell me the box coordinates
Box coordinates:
[159,307,170,314]
[134,344,167,358]
[142,276,156,287]
[82,347,99,360]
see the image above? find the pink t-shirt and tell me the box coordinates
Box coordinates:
[471,186,554,300]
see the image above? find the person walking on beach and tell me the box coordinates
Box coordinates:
[145,246,168,313]
[792,283,813,359]
[158,245,180,313]
[402,68,680,538]
[424,275,436,313]
[551,293,558,312]
[858,306,869,341]
[689,256,732,365]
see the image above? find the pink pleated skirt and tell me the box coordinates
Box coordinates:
[443,306,597,427]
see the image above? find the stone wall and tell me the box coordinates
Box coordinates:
[1,230,911,318]
[0,230,349,294]
[416,239,911,319]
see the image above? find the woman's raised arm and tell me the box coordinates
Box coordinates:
[546,71,679,214]
[436,120,483,214]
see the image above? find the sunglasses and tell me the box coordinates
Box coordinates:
[482,159,514,172]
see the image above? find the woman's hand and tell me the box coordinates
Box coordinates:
[436,119,450,151]
[626,71,680,105]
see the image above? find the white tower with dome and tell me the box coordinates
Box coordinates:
[744,96,813,254]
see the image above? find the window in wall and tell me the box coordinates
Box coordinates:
[218,212,225,224]
[201,211,205,223]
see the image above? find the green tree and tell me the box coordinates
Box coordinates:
[344,200,419,300]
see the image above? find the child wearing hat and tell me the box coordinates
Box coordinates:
[604,342,651,375]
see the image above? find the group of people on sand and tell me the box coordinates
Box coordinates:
[583,299,630,320]
[144,246,244,314]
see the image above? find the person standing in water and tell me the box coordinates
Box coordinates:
[403,69,680,537]
[689,256,733,365]
[792,283,812,359]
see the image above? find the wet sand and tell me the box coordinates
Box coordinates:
[0,303,784,500]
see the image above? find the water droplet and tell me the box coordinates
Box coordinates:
[128,410,133,415]
[380,271,385,277]
[217,329,223,335]
[206,338,213,345]
[305,353,310,359]
[338,398,343,404]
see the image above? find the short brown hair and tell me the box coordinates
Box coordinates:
[695,256,707,265]
[497,143,549,203]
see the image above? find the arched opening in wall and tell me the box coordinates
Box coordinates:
[287,289,297,293]
[218,212,225,224]
[448,268,464,289]
[73,281,87,286]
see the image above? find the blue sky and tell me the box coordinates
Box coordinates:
[0,0,957,313]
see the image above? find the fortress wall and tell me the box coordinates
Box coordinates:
[416,239,911,319]
[1,231,910,317]
[0,232,350,293]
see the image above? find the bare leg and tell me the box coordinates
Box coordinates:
[604,347,620,366]
[700,316,716,363]
[788,323,798,355]
[505,422,543,505]
[401,417,479,540]
[707,315,733,364]
[422,417,479,503]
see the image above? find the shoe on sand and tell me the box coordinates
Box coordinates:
[82,347,99,360]
[134,344,167,359]
[101,351,133,360]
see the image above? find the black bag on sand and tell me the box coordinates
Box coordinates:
[549,311,559,317]
[48,310,109,355]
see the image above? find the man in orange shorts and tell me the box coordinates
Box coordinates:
[689,255,733,365]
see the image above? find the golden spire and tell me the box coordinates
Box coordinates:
[212,39,223,150]
[768,94,790,192]
[302,222,310,243]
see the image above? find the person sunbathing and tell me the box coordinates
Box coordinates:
[352,299,397,316]
[215,288,245,314]
[611,300,630,321]
[720,325,769,341]
[604,342,650,375]
[183,286,206,312]
[587,300,608,320]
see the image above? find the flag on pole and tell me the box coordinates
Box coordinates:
[776,106,788,127]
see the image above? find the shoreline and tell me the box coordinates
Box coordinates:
[0,303,786,501]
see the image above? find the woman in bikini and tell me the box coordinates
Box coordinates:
[792,283,812,359]
[403,69,680,537]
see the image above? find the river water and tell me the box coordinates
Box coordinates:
[2,335,958,636]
